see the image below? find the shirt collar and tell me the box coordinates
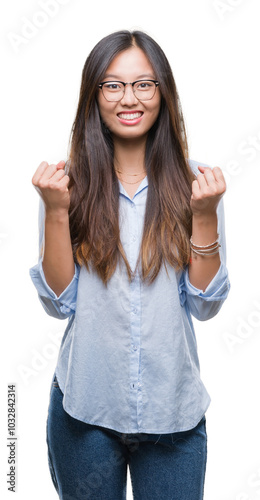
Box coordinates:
[118,176,148,201]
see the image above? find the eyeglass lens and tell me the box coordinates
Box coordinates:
[102,81,157,101]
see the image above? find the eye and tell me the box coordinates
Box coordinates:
[103,82,123,91]
[136,81,153,89]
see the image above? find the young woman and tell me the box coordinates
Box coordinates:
[30,30,230,500]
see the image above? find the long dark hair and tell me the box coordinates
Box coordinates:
[67,30,195,284]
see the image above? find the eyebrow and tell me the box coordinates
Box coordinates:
[103,73,156,80]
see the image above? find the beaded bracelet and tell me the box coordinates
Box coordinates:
[190,235,221,256]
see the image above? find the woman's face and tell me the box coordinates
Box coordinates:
[97,47,161,143]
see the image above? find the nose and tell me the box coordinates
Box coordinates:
[120,84,139,106]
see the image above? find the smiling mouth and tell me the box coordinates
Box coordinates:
[117,112,143,120]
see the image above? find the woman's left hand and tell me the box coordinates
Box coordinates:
[190,166,226,217]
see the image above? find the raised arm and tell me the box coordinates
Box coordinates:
[32,160,75,297]
[188,165,226,291]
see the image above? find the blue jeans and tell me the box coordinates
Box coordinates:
[47,374,207,500]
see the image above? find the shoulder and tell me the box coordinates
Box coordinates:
[187,158,212,177]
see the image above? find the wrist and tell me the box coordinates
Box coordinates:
[192,210,217,226]
[191,211,218,247]
[45,208,69,224]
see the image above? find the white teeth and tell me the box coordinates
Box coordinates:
[118,112,142,120]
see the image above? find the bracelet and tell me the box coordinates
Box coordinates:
[191,247,220,256]
[190,234,219,249]
[190,235,221,256]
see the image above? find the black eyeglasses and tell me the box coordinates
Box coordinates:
[98,79,160,102]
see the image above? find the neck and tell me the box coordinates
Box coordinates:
[113,136,147,175]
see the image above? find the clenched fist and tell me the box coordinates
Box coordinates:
[32,160,70,213]
[190,166,226,217]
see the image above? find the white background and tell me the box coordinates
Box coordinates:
[1,0,260,499]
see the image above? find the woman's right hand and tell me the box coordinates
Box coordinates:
[32,160,70,214]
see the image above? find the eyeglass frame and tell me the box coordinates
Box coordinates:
[98,79,160,102]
